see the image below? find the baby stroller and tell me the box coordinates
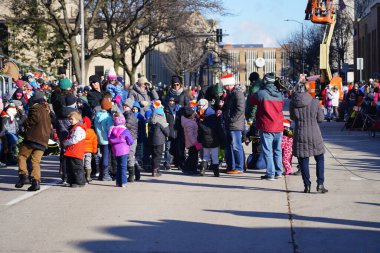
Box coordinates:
[43,129,60,156]
[245,124,265,170]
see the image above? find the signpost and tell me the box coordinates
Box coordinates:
[357,58,363,81]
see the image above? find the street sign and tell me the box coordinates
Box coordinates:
[357,58,363,70]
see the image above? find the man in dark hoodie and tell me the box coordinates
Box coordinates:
[250,72,284,180]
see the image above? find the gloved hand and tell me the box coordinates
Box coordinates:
[113,95,122,105]
[195,142,201,151]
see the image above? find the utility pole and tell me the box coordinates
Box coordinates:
[80,0,85,85]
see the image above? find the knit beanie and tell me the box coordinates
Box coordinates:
[184,106,195,119]
[123,98,134,109]
[283,119,291,128]
[65,94,77,107]
[100,98,113,111]
[89,75,101,85]
[59,78,72,90]
[263,72,276,85]
[114,115,126,126]
[107,67,117,81]
[171,75,182,85]
[220,74,235,86]
[31,91,46,104]
[197,99,208,111]
[16,80,24,89]
[249,72,260,82]
[188,99,198,109]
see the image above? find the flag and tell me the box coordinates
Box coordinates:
[339,0,346,10]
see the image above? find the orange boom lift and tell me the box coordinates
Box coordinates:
[305,0,337,85]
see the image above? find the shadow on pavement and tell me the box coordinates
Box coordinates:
[145,178,300,193]
[356,201,380,207]
[74,219,380,253]
[205,209,380,229]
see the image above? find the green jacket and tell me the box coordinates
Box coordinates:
[245,79,263,122]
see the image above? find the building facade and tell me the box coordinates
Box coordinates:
[354,0,380,80]
[222,44,283,85]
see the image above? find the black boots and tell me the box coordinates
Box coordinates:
[303,185,311,193]
[212,164,220,177]
[128,166,135,182]
[152,168,161,177]
[28,180,40,191]
[135,164,141,181]
[15,174,30,188]
[199,161,207,176]
[317,184,328,193]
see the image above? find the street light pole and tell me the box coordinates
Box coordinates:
[80,0,85,85]
[284,19,304,74]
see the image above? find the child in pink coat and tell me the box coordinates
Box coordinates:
[282,119,293,175]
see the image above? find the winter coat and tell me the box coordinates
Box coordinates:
[128,84,159,107]
[223,87,246,131]
[123,110,138,140]
[94,110,113,145]
[164,88,189,107]
[181,116,198,148]
[198,108,225,148]
[108,125,134,156]
[289,92,325,158]
[326,89,340,107]
[0,111,19,136]
[148,114,170,146]
[63,123,86,160]
[51,91,76,119]
[164,105,180,139]
[249,83,284,133]
[87,89,104,109]
[22,103,51,148]
[83,120,98,154]
[245,79,263,122]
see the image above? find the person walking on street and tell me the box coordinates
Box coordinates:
[15,91,51,191]
[249,72,284,180]
[220,74,246,174]
[290,82,328,193]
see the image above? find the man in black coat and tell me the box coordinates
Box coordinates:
[220,74,245,174]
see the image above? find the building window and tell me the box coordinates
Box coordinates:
[194,20,200,26]
[95,66,104,77]
[94,27,104,40]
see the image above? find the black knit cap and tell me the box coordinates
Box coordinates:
[249,72,260,82]
[171,75,182,85]
[89,75,101,85]
[183,106,195,118]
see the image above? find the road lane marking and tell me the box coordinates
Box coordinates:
[5,180,61,206]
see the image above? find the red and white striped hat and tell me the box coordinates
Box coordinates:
[219,74,235,86]
[283,119,291,128]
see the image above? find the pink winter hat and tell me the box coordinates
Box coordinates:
[107,67,117,81]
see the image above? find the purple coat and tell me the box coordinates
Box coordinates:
[108,125,134,156]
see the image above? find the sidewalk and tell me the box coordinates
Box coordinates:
[0,121,379,253]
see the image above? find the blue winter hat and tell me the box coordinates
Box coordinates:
[132,101,141,111]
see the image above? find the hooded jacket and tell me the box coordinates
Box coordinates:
[108,123,134,157]
[63,123,86,160]
[289,92,325,158]
[128,84,159,110]
[198,107,225,148]
[245,79,263,121]
[94,110,113,145]
[250,83,284,133]
[83,117,98,153]
[181,115,198,148]
[148,113,169,146]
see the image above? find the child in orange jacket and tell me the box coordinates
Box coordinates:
[82,116,98,183]
[63,111,86,187]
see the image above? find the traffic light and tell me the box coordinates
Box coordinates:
[216,28,223,43]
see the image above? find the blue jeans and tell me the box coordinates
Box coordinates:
[100,145,110,168]
[116,155,128,186]
[225,130,244,171]
[164,140,171,164]
[260,131,283,177]
[299,154,325,187]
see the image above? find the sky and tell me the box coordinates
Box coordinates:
[214,0,308,47]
